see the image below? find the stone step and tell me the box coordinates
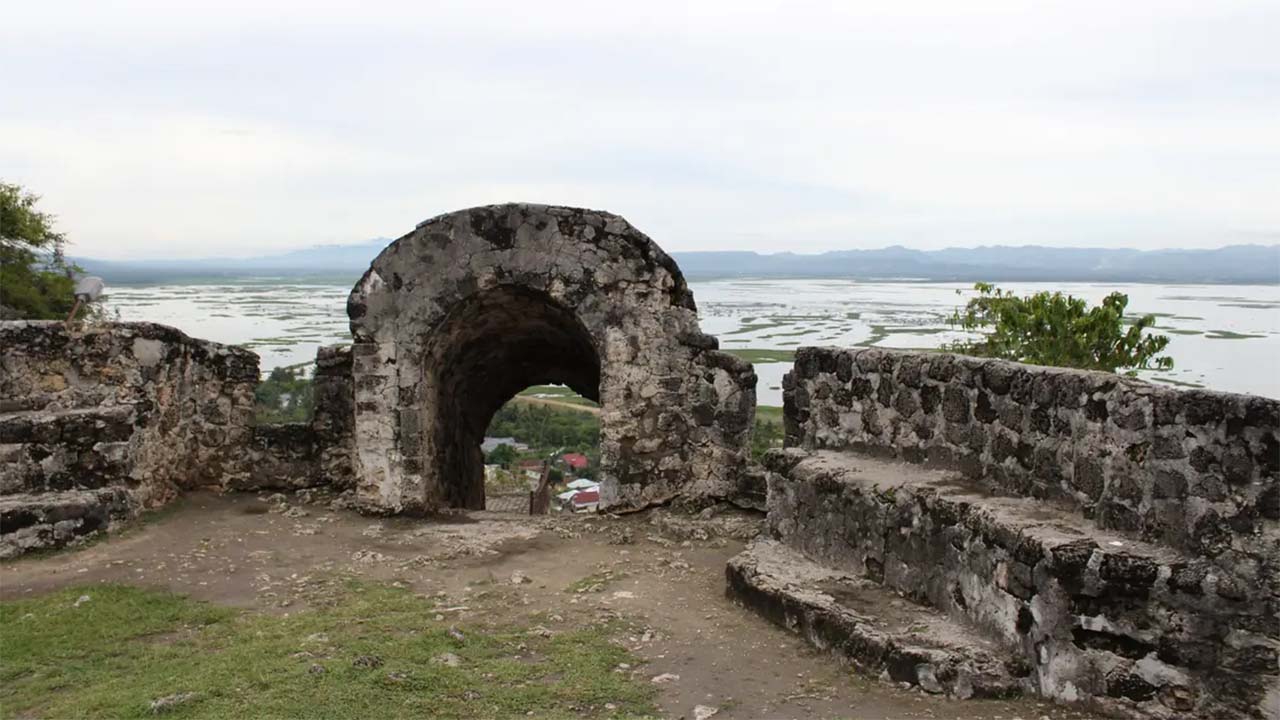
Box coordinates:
[0,406,137,495]
[0,487,137,559]
[0,393,55,414]
[0,441,134,495]
[764,448,1279,719]
[0,405,136,446]
[727,537,1028,699]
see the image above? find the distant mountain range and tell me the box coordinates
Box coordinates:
[75,241,1280,285]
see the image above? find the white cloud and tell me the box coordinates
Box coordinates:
[1,0,1277,258]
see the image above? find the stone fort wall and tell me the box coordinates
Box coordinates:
[0,322,353,556]
[783,346,1278,556]
[6,321,1279,715]
[770,345,1279,717]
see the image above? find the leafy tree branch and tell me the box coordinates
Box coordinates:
[946,282,1174,375]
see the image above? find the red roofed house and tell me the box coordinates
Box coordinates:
[516,458,544,481]
[560,453,589,470]
[570,489,599,512]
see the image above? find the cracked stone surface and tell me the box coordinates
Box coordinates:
[346,203,756,514]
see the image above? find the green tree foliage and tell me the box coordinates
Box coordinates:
[485,443,519,468]
[0,182,85,320]
[751,419,783,462]
[947,282,1174,375]
[253,366,315,424]
[574,448,601,480]
[486,397,786,470]
[486,402,600,455]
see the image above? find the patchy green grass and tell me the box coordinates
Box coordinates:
[517,386,600,408]
[755,405,785,424]
[565,569,628,595]
[519,385,578,398]
[723,348,796,363]
[0,582,656,719]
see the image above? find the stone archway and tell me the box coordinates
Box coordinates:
[424,285,600,510]
[347,204,755,514]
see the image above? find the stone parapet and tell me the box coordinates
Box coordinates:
[783,346,1279,557]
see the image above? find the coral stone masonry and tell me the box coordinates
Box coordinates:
[1,321,258,556]
[3,207,1277,719]
[727,346,1279,719]
[0,322,356,557]
[346,203,756,514]
[781,346,1278,557]
[1,203,758,549]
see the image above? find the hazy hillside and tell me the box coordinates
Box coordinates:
[76,242,1280,285]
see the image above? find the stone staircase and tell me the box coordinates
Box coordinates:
[1,321,262,559]
[0,405,143,557]
[727,346,1279,719]
[731,449,1277,718]
[728,535,1027,699]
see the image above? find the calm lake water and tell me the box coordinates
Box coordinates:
[103,279,1280,404]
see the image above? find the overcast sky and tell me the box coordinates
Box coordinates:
[2,1,1278,259]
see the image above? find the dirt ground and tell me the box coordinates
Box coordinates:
[1,491,1101,720]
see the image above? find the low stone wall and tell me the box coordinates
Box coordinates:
[1,323,360,556]
[237,345,356,492]
[769,346,1280,718]
[783,347,1279,557]
[311,345,357,490]
[240,424,318,490]
[1,321,259,501]
[1,321,260,555]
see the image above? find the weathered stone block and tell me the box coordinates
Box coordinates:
[762,449,1279,718]
[943,386,971,423]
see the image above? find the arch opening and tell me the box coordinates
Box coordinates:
[422,286,601,510]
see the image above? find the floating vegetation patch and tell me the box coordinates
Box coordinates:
[724,349,797,363]
[883,326,948,335]
[1204,330,1267,340]
[1160,295,1254,302]
[724,320,793,335]
[770,314,840,321]
[248,336,307,345]
[1151,375,1206,389]
[859,326,890,347]
[1221,302,1280,310]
